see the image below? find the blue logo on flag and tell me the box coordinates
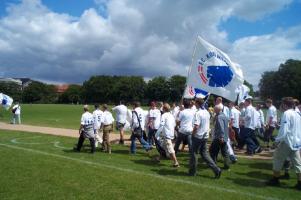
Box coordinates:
[207,66,233,87]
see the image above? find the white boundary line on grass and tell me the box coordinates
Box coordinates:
[0,143,279,200]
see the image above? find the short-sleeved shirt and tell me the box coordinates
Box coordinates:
[132,107,146,131]
[81,112,95,138]
[160,112,176,139]
[244,105,256,130]
[12,104,21,115]
[93,109,103,130]
[148,108,161,130]
[102,111,114,125]
[178,108,195,134]
[266,105,277,127]
[193,108,210,139]
[112,105,128,124]
[230,107,240,128]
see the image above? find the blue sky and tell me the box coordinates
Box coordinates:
[0,0,300,88]
[220,0,301,43]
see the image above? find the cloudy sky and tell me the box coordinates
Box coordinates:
[0,0,300,88]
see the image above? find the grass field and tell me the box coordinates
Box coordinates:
[0,130,300,200]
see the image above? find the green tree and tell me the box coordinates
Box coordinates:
[0,82,22,102]
[243,80,254,97]
[169,75,186,102]
[259,59,301,100]
[22,81,57,103]
[146,76,170,102]
[58,85,83,104]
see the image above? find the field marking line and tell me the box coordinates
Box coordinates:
[53,141,69,149]
[0,143,280,200]
[10,136,45,145]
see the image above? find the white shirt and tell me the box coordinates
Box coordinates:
[223,105,230,119]
[244,105,256,130]
[148,108,161,130]
[157,112,176,139]
[12,104,21,115]
[102,110,114,125]
[230,107,240,128]
[276,109,301,150]
[193,108,210,139]
[93,109,103,129]
[131,107,146,131]
[266,105,277,127]
[81,111,94,132]
[178,108,195,134]
[191,105,197,112]
[258,109,265,127]
[112,105,128,123]
[171,106,180,119]
[254,110,261,128]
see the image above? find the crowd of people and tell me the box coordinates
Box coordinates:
[74,96,301,190]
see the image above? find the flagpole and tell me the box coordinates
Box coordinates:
[182,36,199,100]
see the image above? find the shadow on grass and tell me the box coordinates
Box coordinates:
[151,168,188,177]
[131,158,165,167]
[235,170,271,180]
[238,162,272,170]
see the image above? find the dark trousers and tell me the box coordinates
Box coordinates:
[174,132,192,154]
[243,128,258,154]
[189,137,220,175]
[264,126,275,143]
[210,139,230,169]
[76,134,96,153]
[232,127,241,147]
[148,128,157,145]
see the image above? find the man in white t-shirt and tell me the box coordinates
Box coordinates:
[267,97,301,190]
[242,98,261,155]
[74,105,96,153]
[93,104,104,148]
[155,103,179,167]
[174,99,194,154]
[189,98,221,178]
[112,101,128,145]
[11,102,21,124]
[147,101,161,145]
[264,99,278,148]
[130,101,152,154]
[255,104,265,142]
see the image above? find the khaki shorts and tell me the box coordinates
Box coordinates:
[163,139,175,155]
[273,142,301,173]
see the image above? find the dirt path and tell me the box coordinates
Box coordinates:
[0,122,273,160]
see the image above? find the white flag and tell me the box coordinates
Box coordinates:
[186,36,244,101]
[183,85,209,99]
[235,84,250,103]
[0,93,14,110]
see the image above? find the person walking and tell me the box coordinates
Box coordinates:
[74,105,96,153]
[189,98,222,178]
[93,104,104,148]
[174,99,194,154]
[210,104,230,170]
[155,103,179,167]
[102,104,114,154]
[130,101,152,154]
[267,97,301,190]
[112,101,128,145]
[11,102,21,124]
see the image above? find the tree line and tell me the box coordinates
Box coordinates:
[0,75,186,104]
[1,59,299,104]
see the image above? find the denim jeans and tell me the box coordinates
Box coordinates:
[130,133,151,154]
[174,132,192,154]
[189,137,220,175]
[243,128,258,154]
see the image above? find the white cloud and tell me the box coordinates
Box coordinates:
[0,0,299,89]
[230,26,301,88]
